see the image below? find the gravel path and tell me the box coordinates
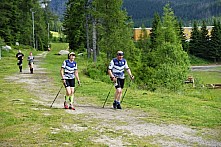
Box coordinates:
[5,52,221,147]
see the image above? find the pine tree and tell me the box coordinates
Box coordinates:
[199,20,210,59]
[189,21,201,57]
[150,12,161,50]
[0,1,16,44]
[178,21,189,53]
[209,19,221,62]
[17,0,33,46]
[94,0,136,59]
[144,4,190,91]
[0,0,49,50]
[135,24,151,84]
[63,0,86,51]
[31,0,50,50]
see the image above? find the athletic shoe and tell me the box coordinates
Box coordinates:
[69,104,75,110]
[64,102,69,109]
[117,103,122,109]
[113,101,117,109]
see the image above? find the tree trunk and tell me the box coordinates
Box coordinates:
[92,17,97,62]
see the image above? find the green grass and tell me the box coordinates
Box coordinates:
[1,43,221,146]
[50,31,65,38]
[50,31,60,37]
[0,46,103,146]
[191,71,221,84]
[41,43,221,128]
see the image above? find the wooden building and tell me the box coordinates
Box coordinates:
[133,26,214,41]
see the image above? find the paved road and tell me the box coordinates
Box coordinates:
[191,64,221,72]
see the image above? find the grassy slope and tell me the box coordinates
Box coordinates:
[43,43,221,128]
[0,43,220,145]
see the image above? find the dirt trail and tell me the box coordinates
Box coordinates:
[5,52,221,147]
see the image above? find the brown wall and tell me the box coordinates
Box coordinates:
[133,26,214,41]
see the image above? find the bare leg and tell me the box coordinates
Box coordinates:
[113,88,122,109]
[115,88,122,101]
[65,87,75,110]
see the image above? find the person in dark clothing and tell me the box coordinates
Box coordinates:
[16,50,24,72]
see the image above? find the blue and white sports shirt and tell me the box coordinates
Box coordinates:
[108,58,129,79]
[61,59,77,79]
[28,56,34,63]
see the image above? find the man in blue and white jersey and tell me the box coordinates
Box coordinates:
[108,51,134,109]
[60,52,81,110]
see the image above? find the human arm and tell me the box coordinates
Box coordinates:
[108,69,116,81]
[125,61,134,80]
[74,70,81,86]
[126,68,134,80]
[108,60,117,82]
[60,60,66,79]
[60,67,66,85]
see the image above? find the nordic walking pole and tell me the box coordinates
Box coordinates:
[50,85,63,108]
[121,79,132,104]
[102,83,114,108]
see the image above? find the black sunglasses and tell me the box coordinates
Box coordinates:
[117,53,124,56]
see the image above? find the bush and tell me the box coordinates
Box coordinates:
[138,43,190,91]
[83,53,110,83]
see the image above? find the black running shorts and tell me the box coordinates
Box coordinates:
[64,79,75,87]
[17,60,22,66]
[115,78,124,89]
[28,61,33,65]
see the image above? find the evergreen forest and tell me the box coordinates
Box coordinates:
[0,0,221,91]
[1,1,221,146]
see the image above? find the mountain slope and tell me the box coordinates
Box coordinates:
[49,0,221,26]
[123,0,221,27]
[49,0,67,20]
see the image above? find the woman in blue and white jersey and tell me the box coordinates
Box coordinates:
[27,52,34,74]
[108,51,134,109]
[60,52,81,110]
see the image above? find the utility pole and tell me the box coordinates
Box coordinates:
[47,22,50,50]
[30,8,35,49]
